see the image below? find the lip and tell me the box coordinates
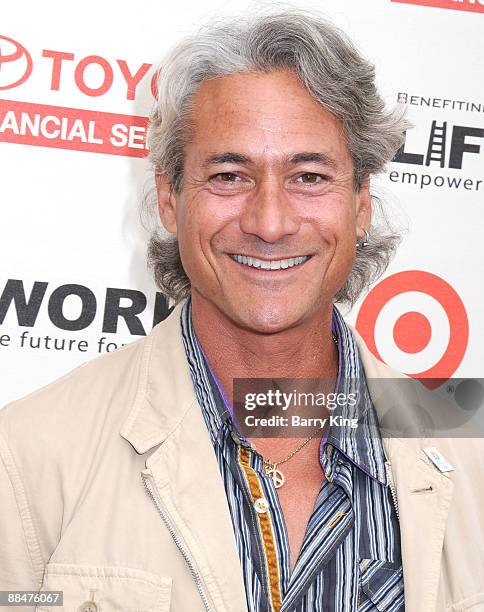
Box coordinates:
[227,253,313,273]
[228,253,310,261]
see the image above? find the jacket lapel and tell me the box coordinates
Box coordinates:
[120,302,248,612]
[381,436,453,612]
[144,403,248,612]
[352,327,454,612]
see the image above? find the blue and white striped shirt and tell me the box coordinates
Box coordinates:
[181,298,405,611]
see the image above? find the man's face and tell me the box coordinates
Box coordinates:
[157,69,370,333]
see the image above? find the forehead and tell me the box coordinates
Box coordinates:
[186,69,351,166]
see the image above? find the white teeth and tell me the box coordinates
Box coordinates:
[230,254,309,270]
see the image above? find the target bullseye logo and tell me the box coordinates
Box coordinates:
[356,271,468,389]
[0,35,33,90]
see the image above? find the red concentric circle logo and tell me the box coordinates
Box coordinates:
[0,35,33,90]
[356,270,469,389]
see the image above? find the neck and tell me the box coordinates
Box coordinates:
[190,292,339,408]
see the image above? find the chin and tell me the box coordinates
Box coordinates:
[229,300,306,334]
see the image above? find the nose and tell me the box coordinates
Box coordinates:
[239,177,300,242]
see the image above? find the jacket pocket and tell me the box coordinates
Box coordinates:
[358,558,404,611]
[35,563,171,612]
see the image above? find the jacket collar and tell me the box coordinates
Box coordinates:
[119,299,421,474]
[120,300,196,453]
[119,298,458,456]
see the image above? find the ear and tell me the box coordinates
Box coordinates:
[155,173,177,234]
[355,175,371,239]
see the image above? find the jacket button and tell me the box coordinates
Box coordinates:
[78,603,98,612]
[254,497,269,514]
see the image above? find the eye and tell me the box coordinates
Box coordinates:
[210,172,242,182]
[295,173,327,185]
[208,172,253,194]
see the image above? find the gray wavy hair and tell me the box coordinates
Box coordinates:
[145,9,408,306]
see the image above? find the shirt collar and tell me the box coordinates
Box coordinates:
[181,296,387,486]
[323,306,388,485]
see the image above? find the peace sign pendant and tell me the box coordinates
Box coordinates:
[265,463,285,488]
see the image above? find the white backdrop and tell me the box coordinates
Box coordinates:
[1,0,483,407]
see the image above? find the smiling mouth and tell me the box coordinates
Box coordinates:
[228,253,311,270]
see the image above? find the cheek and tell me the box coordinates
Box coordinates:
[310,201,355,247]
[176,196,231,268]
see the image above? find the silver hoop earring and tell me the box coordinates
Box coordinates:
[356,229,369,248]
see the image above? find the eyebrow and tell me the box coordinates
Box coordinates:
[202,152,252,167]
[201,151,339,170]
[287,152,338,170]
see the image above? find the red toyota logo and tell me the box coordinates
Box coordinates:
[0,35,33,90]
[356,271,469,389]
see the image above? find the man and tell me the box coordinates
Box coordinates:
[1,10,483,612]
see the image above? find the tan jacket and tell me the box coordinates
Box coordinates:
[1,302,483,612]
